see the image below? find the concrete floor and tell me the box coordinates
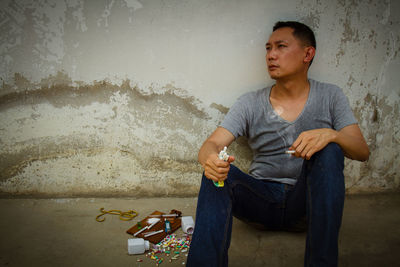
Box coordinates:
[0,193,399,267]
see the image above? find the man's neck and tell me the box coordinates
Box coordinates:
[272,76,310,100]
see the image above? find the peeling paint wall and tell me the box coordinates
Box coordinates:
[0,0,399,196]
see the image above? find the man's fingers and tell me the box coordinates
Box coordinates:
[292,129,335,160]
[292,132,306,149]
[294,140,307,157]
[214,160,230,168]
[305,140,325,160]
[296,139,323,159]
[204,169,228,182]
[203,153,234,181]
[204,171,220,182]
[205,173,221,182]
[204,164,230,181]
[305,150,314,160]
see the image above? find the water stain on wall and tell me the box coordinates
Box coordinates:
[348,92,400,193]
[0,72,252,197]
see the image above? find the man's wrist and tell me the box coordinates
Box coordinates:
[330,128,339,144]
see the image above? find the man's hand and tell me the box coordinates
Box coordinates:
[290,128,337,160]
[290,125,369,161]
[198,127,236,181]
[203,154,235,182]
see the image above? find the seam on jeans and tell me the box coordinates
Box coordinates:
[280,188,287,227]
[219,195,232,267]
[306,174,312,266]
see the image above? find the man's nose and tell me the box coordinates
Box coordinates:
[267,49,277,61]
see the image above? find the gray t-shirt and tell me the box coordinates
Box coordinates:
[220,79,357,185]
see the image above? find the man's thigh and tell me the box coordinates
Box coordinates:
[283,178,307,231]
[227,166,287,229]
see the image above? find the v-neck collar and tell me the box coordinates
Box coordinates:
[265,79,313,124]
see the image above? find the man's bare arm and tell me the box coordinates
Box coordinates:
[332,124,369,161]
[198,127,236,182]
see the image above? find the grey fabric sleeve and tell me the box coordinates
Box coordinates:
[331,87,358,131]
[219,94,250,139]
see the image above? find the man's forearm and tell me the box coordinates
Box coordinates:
[198,127,236,167]
[333,129,369,161]
[198,140,220,168]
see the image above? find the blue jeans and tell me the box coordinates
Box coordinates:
[187,143,345,267]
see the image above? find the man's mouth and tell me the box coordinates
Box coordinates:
[268,64,279,70]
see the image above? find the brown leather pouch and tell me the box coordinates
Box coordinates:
[126,209,182,244]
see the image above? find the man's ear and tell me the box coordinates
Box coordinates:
[304,46,315,64]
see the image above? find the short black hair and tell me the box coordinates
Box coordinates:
[273,21,316,49]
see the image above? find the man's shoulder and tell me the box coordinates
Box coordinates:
[237,87,269,102]
[310,79,343,98]
[311,79,341,91]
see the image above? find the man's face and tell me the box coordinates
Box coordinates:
[265,27,309,80]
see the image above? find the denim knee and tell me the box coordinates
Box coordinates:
[223,164,243,187]
[311,143,344,171]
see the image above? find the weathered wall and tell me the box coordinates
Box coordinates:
[0,0,399,197]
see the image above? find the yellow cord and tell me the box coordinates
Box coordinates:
[96,207,138,222]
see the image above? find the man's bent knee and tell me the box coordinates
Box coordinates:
[312,143,344,170]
